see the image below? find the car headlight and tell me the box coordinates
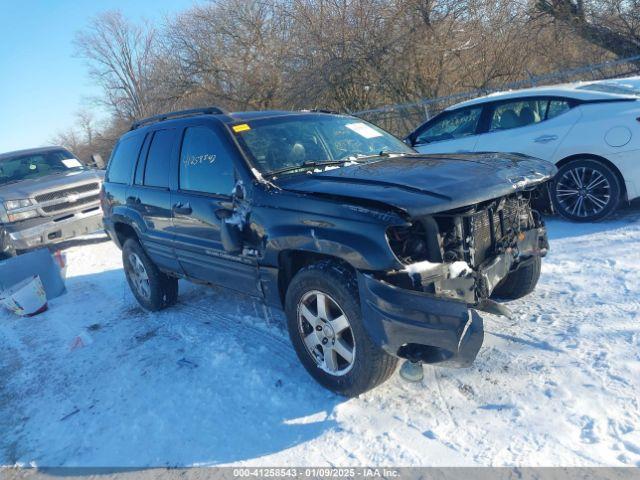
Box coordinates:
[4,198,38,222]
[4,198,34,210]
[8,210,39,222]
[0,203,8,223]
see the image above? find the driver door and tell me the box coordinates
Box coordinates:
[412,106,483,154]
[170,123,260,295]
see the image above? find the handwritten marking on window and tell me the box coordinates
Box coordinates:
[183,154,217,166]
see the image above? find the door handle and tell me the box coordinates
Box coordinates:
[534,134,558,144]
[173,202,192,215]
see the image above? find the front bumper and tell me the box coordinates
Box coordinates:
[358,226,548,367]
[2,207,104,251]
[358,271,484,367]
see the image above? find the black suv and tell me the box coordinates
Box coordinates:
[101,107,556,396]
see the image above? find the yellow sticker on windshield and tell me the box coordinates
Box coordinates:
[232,123,251,133]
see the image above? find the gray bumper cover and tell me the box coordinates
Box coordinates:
[4,208,103,250]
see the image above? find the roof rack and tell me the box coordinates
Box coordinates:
[306,108,341,115]
[130,106,227,130]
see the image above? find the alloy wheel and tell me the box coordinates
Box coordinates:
[297,290,356,376]
[555,166,612,218]
[127,253,151,300]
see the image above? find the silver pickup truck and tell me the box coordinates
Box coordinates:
[0,146,104,259]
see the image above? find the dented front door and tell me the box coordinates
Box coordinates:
[170,123,260,295]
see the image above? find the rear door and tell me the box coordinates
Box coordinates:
[126,128,180,272]
[473,97,581,161]
[170,123,260,295]
[412,106,483,154]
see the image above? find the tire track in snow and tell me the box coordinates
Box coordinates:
[170,298,298,366]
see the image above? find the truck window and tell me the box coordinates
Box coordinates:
[107,135,144,184]
[144,129,175,188]
[179,126,235,195]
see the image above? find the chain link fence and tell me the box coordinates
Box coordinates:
[352,55,640,138]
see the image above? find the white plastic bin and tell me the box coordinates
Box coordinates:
[0,275,48,316]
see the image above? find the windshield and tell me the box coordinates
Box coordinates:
[232,114,414,175]
[0,149,83,186]
[577,80,640,97]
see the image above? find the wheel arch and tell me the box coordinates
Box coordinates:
[113,221,140,248]
[555,153,627,201]
[277,250,355,307]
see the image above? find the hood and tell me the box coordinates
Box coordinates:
[0,169,104,200]
[275,153,557,217]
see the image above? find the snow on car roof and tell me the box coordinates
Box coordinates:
[447,76,640,111]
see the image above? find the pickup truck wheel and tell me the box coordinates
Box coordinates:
[491,256,541,300]
[122,238,178,311]
[551,159,621,222]
[285,261,398,397]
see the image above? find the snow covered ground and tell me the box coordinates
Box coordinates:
[1,208,639,468]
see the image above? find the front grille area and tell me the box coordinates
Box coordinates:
[35,182,99,203]
[466,197,531,266]
[468,210,495,266]
[42,194,100,214]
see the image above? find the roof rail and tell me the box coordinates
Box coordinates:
[306,108,342,115]
[130,106,227,130]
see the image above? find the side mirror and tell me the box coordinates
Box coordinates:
[220,220,242,254]
[216,206,242,254]
[403,136,414,147]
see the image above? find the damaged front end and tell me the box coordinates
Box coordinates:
[359,191,548,366]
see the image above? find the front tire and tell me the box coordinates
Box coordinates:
[551,159,621,222]
[492,256,541,300]
[285,261,398,397]
[122,238,178,311]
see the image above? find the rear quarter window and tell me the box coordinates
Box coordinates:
[106,134,145,184]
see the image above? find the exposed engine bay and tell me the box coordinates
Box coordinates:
[383,191,548,306]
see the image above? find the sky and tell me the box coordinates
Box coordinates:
[0,0,199,153]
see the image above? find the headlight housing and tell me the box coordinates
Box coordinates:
[8,210,39,222]
[0,203,8,223]
[3,198,38,222]
[4,198,34,210]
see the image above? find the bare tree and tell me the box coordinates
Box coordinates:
[537,0,640,58]
[64,0,625,152]
[74,10,159,120]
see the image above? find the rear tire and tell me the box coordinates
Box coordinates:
[551,158,621,222]
[491,256,541,300]
[122,238,178,311]
[285,260,397,397]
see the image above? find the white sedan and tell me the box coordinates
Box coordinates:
[407,77,640,221]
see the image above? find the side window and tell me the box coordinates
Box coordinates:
[416,107,481,144]
[106,134,145,184]
[179,126,235,195]
[547,99,571,120]
[144,129,175,188]
[489,99,549,131]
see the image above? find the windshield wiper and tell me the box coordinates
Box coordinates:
[0,178,30,187]
[267,159,357,176]
[345,151,408,161]
[266,152,408,177]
